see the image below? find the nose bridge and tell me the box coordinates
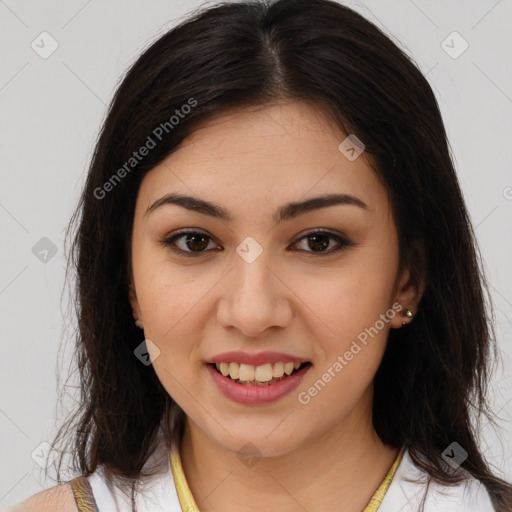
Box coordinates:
[236,247,274,296]
[217,238,292,336]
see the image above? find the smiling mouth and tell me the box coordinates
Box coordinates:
[209,361,312,386]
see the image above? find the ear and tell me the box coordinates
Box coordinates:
[389,241,426,329]
[128,284,142,326]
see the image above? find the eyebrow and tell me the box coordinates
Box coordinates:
[145,192,368,223]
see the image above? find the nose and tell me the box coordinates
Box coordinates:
[216,248,293,338]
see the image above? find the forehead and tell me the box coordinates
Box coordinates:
[137,101,390,218]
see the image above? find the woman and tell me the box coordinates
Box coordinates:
[13,0,512,510]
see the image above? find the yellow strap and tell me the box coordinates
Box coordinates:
[363,446,404,511]
[170,449,200,512]
[69,476,100,512]
[171,446,404,512]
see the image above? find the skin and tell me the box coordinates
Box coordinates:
[128,100,424,512]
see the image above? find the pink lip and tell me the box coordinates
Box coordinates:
[208,350,308,366]
[206,362,311,405]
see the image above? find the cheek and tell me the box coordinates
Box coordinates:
[137,277,207,353]
[132,241,214,335]
[136,274,204,401]
[131,257,200,370]
[311,244,398,370]
[303,280,393,412]
[315,263,396,333]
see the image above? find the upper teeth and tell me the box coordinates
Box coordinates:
[215,362,302,382]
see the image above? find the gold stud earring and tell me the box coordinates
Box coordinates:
[401,309,413,327]
[135,320,144,329]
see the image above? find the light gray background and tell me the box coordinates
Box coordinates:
[1,0,511,509]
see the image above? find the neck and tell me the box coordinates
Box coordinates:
[179,395,399,512]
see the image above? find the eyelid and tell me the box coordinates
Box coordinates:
[293,227,348,241]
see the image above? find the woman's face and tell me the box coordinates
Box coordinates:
[129,100,420,457]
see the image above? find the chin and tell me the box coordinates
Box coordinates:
[205,421,305,460]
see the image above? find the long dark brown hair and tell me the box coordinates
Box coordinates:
[49,0,512,510]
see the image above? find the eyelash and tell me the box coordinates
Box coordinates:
[161,229,354,257]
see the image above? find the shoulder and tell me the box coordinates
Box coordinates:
[379,448,495,512]
[10,483,78,512]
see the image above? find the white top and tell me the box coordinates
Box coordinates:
[378,449,495,512]
[87,443,495,511]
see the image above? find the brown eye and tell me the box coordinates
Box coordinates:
[291,231,352,255]
[304,233,330,252]
[163,230,220,255]
[181,233,210,252]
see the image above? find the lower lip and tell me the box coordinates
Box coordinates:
[206,363,311,405]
